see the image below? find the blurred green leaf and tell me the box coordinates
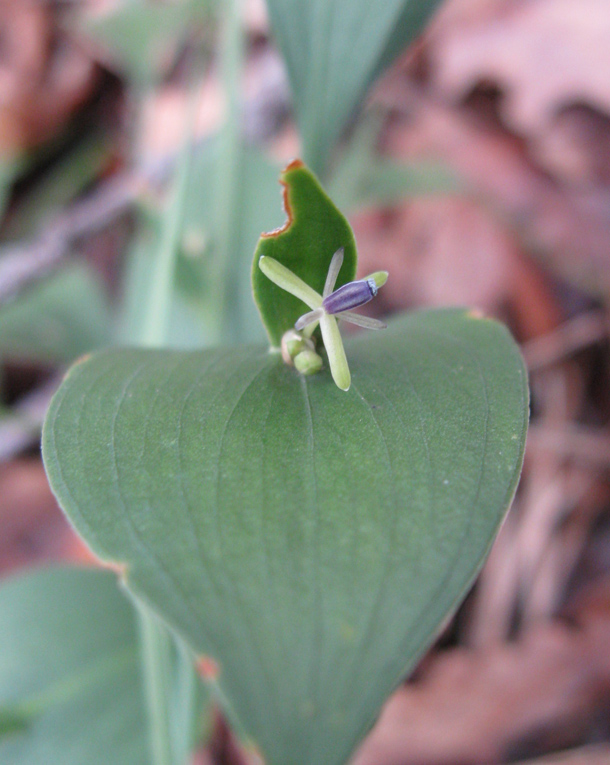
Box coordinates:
[181,142,285,344]
[119,226,211,350]
[345,161,462,208]
[252,160,357,347]
[0,710,30,738]
[329,113,462,211]
[265,0,445,175]
[81,0,212,84]
[0,264,111,364]
[43,308,528,765]
[0,567,147,764]
[5,134,111,241]
[120,143,285,348]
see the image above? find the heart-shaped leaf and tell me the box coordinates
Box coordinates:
[43,308,528,765]
[252,160,357,347]
[0,567,147,764]
[265,0,445,174]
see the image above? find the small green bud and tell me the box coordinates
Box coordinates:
[286,337,306,358]
[281,329,316,365]
[294,349,323,376]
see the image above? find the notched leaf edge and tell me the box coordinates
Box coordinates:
[260,158,304,240]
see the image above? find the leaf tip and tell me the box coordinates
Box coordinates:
[284,158,304,172]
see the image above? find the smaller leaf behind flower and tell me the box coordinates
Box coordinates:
[252,160,357,348]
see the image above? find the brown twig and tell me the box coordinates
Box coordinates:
[0,169,153,307]
[527,425,610,470]
[0,375,61,463]
[513,744,610,765]
[522,312,609,371]
[0,42,291,308]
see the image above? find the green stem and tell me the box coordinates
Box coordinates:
[138,72,200,347]
[132,47,206,765]
[138,610,175,765]
[130,4,245,762]
[171,640,200,763]
[210,0,244,343]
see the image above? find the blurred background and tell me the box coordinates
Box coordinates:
[1,0,610,763]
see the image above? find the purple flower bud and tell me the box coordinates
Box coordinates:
[322,278,377,315]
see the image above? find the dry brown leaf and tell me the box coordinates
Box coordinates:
[349,195,566,337]
[373,0,610,289]
[139,76,223,161]
[352,602,610,765]
[0,459,93,573]
[423,0,610,188]
[431,0,610,137]
[244,0,269,37]
[0,3,97,156]
[354,197,515,313]
[376,78,610,290]
[513,744,610,765]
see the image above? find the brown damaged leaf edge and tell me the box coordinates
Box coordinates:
[101,559,129,579]
[62,352,92,381]
[260,158,304,239]
[197,655,221,681]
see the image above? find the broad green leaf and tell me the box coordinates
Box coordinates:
[265,0,445,175]
[252,160,357,347]
[43,308,528,765]
[0,567,147,764]
[0,264,110,364]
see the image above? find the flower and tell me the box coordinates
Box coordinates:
[258,249,388,391]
